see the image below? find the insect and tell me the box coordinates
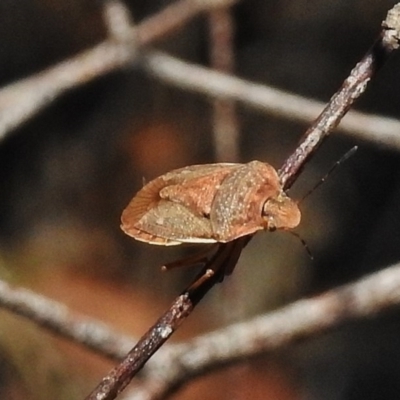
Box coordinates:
[121,160,301,246]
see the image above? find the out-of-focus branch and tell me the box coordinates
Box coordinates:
[129,261,400,400]
[0,279,135,361]
[208,6,239,162]
[0,0,398,153]
[135,0,238,46]
[144,51,400,151]
[4,246,400,400]
[1,1,398,398]
[279,5,400,188]
[0,0,237,141]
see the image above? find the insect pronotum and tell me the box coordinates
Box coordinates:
[121,160,301,246]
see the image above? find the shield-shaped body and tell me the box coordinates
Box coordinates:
[121,161,300,245]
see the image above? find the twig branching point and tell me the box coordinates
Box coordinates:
[0,0,226,141]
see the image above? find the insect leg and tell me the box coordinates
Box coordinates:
[161,245,217,271]
[187,236,250,290]
[185,243,234,291]
[186,269,215,291]
[221,236,250,276]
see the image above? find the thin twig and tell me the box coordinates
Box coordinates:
[144,51,400,151]
[0,279,135,361]
[86,4,400,400]
[130,260,400,400]
[104,0,135,43]
[208,6,239,162]
[136,0,238,46]
[3,237,400,400]
[85,239,247,400]
[278,6,400,189]
[86,293,194,400]
[0,0,237,141]
[0,2,397,399]
[0,2,399,152]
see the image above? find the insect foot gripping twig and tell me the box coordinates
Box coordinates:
[162,245,217,271]
[186,236,251,291]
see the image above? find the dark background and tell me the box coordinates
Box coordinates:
[0,1,399,399]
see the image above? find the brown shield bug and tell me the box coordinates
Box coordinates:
[121,160,301,246]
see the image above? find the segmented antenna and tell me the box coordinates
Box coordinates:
[300,146,358,203]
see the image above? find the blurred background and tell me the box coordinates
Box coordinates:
[0,1,400,399]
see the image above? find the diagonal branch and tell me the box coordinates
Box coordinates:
[278,6,400,188]
[85,5,400,400]
[0,279,135,361]
[143,51,400,151]
[131,260,400,400]
[85,238,248,400]
[0,2,398,399]
[0,0,399,154]
[0,0,237,141]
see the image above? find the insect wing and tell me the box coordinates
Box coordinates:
[121,163,239,244]
[159,164,239,217]
[129,200,217,244]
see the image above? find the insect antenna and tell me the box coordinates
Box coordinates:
[288,230,314,260]
[299,146,358,203]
